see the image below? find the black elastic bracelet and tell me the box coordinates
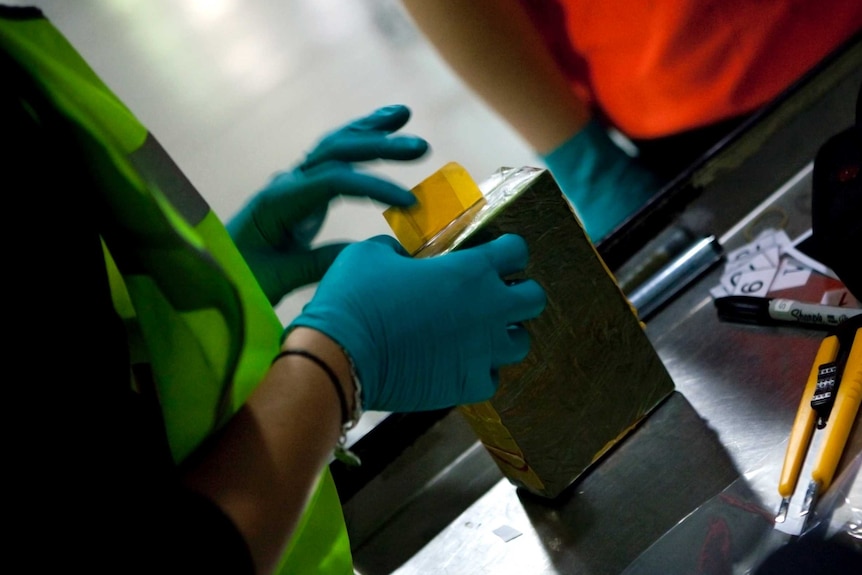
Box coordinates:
[273,349,350,427]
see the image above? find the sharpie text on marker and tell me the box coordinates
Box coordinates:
[770,298,857,326]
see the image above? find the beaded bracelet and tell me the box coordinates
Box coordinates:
[272,348,362,466]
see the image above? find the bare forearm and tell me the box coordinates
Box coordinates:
[401,0,590,153]
[182,327,354,574]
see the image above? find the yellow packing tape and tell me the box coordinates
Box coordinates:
[383,162,483,254]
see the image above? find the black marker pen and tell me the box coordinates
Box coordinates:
[714,296,861,329]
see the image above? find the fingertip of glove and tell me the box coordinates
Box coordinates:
[382,135,429,161]
[519,279,548,315]
[399,135,430,153]
[367,104,411,129]
[404,191,418,206]
[507,325,532,359]
[495,233,528,252]
[486,234,529,269]
[377,104,410,117]
[390,188,418,207]
[463,374,499,406]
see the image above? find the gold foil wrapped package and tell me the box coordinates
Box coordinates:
[384,163,675,498]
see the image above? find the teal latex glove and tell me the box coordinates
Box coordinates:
[288,234,547,413]
[542,119,661,242]
[227,105,428,305]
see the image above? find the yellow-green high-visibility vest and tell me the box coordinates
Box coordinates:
[0,7,352,573]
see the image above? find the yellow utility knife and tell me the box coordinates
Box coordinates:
[776,314,861,524]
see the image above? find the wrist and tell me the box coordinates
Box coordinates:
[542,119,612,166]
[535,114,592,157]
[287,309,378,410]
[281,327,359,417]
[280,327,364,466]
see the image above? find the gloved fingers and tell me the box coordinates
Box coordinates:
[303,105,428,168]
[300,163,416,206]
[289,205,327,248]
[255,166,414,244]
[469,234,530,277]
[495,324,532,366]
[459,374,499,406]
[304,134,428,167]
[251,244,351,304]
[502,279,547,323]
[346,104,412,133]
[258,171,333,231]
[285,243,350,287]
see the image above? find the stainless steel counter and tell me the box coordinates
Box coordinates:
[357,166,859,575]
[344,35,862,575]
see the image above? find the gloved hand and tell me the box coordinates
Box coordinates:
[542,119,662,242]
[227,105,429,305]
[288,234,547,413]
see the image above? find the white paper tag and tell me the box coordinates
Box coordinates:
[492,525,522,542]
[821,288,859,308]
[770,256,813,291]
[730,268,777,297]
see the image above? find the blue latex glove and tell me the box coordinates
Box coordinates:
[288,234,547,413]
[227,105,429,304]
[542,119,661,242]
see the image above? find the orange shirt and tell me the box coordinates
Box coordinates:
[523,0,862,138]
